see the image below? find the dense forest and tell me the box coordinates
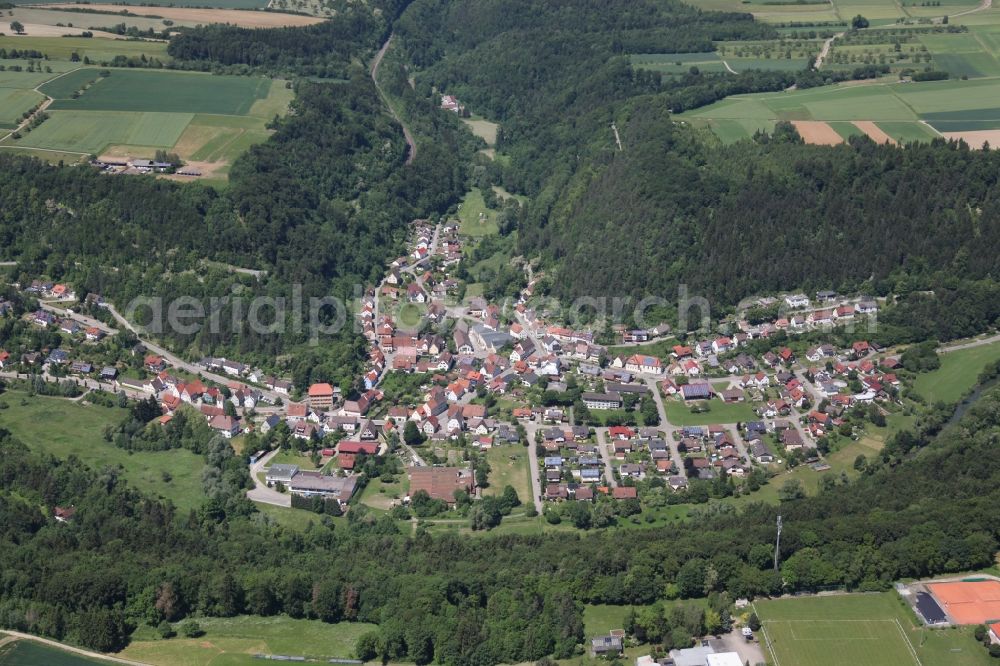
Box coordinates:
[0,381,997,661]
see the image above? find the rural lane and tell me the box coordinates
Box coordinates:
[371,34,417,165]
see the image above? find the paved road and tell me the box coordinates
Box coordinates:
[98,303,280,402]
[371,34,416,165]
[724,424,752,465]
[523,421,544,513]
[0,631,150,666]
[938,332,1000,353]
[246,448,291,507]
[594,428,619,488]
[792,367,824,405]
[643,375,687,477]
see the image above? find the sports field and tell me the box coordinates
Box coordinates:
[664,397,757,425]
[755,592,994,666]
[927,580,1000,624]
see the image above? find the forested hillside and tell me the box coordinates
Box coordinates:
[0,381,996,661]
[394,0,1000,321]
[530,103,1000,305]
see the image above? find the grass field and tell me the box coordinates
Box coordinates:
[583,604,634,637]
[913,339,1000,403]
[120,617,375,666]
[0,639,108,665]
[357,473,408,511]
[8,7,203,32]
[462,115,499,146]
[483,445,531,504]
[663,398,758,426]
[0,390,207,512]
[458,187,499,236]
[755,592,993,666]
[605,338,678,359]
[0,36,168,62]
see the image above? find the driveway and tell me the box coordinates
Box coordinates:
[246,449,291,507]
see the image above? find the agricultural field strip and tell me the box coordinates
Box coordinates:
[688,76,1000,126]
[0,66,85,143]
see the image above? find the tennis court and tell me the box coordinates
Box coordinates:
[927,580,1000,624]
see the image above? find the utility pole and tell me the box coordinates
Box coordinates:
[773,515,783,572]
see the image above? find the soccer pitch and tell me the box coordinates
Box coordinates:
[760,618,919,666]
[755,594,922,666]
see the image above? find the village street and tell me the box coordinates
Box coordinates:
[594,428,619,488]
[523,420,545,514]
[643,375,688,478]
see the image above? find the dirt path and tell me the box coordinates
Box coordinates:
[722,60,738,74]
[371,34,416,165]
[950,0,992,18]
[0,631,150,665]
[814,32,844,69]
[611,122,623,151]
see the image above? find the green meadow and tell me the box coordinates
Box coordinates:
[913,339,1000,403]
[119,616,376,666]
[663,397,758,426]
[0,390,207,512]
[458,187,500,236]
